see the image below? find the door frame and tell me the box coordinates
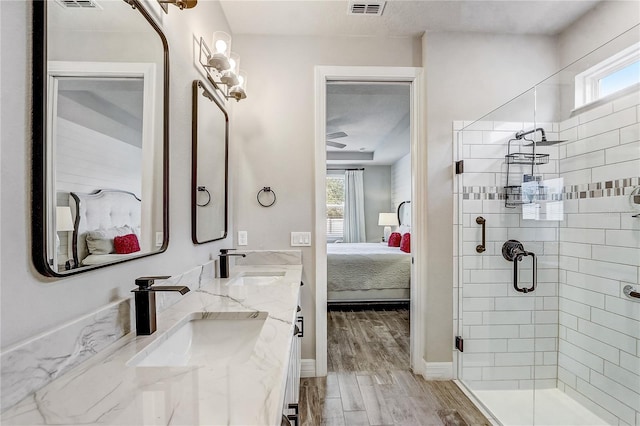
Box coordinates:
[314,65,426,376]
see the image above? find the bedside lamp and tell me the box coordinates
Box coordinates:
[56,206,74,251]
[378,212,398,242]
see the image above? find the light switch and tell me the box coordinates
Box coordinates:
[238,231,248,246]
[155,232,163,247]
[291,232,311,247]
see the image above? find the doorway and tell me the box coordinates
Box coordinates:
[314,66,425,377]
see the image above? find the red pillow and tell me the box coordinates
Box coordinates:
[388,232,402,247]
[113,234,140,254]
[400,232,411,253]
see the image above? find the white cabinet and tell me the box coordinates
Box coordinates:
[282,304,303,425]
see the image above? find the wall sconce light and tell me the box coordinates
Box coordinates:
[199,36,248,102]
[157,0,197,13]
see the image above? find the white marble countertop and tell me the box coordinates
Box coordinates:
[1,265,303,426]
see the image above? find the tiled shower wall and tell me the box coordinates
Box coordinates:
[455,90,640,425]
[555,92,640,426]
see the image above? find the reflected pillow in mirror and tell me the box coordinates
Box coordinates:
[400,232,411,253]
[388,232,402,247]
[86,225,134,255]
[114,234,141,254]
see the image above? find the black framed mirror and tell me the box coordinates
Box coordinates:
[32,0,169,277]
[191,80,228,244]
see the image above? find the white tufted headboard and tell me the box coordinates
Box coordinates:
[69,190,141,266]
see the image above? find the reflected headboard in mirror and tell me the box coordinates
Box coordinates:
[32,0,169,277]
[191,80,228,244]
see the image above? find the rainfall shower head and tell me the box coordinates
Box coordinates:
[515,127,567,145]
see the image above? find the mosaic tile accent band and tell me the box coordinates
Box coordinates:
[462,176,640,201]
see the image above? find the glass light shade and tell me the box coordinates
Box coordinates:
[228,70,247,101]
[208,31,231,71]
[220,52,240,86]
[56,206,74,232]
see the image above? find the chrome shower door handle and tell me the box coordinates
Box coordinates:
[623,285,640,300]
[476,216,486,253]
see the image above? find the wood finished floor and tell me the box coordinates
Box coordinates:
[299,310,490,426]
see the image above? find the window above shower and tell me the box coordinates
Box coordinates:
[574,41,640,110]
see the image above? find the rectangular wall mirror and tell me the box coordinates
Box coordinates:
[32,0,169,277]
[192,80,228,244]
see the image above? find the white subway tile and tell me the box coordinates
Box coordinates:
[482,213,521,228]
[559,241,592,259]
[560,298,591,319]
[462,367,483,381]
[621,215,640,230]
[604,361,640,394]
[463,312,484,325]
[577,318,637,355]
[462,173,497,187]
[579,258,638,282]
[461,130,484,144]
[463,121,494,131]
[464,339,508,353]
[592,245,640,267]
[494,352,534,366]
[578,107,637,140]
[574,380,635,424]
[482,255,512,270]
[591,308,640,339]
[605,295,640,321]
[508,227,558,241]
[519,325,535,338]
[566,130,619,158]
[560,284,605,308]
[534,365,557,379]
[462,353,495,367]
[482,200,508,214]
[559,116,579,132]
[560,150,605,173]
[606,230,640,249]
[462,255,483,270]
[620,122,640,144]
[543,296,559,311]
[565,271,620,296]
[558,350,595,378]
[606,141,640,165]
[558,255,581,272]
[482,366,532,380]
[464,158,505,173]
[467,269,512,283]
[578,103,614,124]
[483,311,532,325]
[462,199,483,213]
[620,351,640,376]
[535,324,559,338]
[589,370,640,414]
[612,91,640,112]
[482,130,513,144]
[558,366,577,389]
[543,351,558,365]
[567,213,621,230]
[559,311,578,330]
[463,284,508,298]
[465,380,521,390]
[533,311,558,324]
[494,297,535,311]
[560,228,605,244]
[591,159,640,183]
[567,383,631,426]
[493,122,527,132]
[469,144,508,159]
[467,325,520,339]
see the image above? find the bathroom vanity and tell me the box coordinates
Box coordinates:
[1,264,303,425]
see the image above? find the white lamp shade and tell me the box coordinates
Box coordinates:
[56,206,74,232]
[378,212,399,227]
[208,31,232,71]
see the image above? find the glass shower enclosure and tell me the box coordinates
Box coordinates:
[455,28,640,426]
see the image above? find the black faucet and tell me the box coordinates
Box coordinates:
[219,249,246,278]
[131,276,190,335]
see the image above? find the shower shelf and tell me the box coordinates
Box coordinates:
[504,185,546,207]
[505,152,549,165]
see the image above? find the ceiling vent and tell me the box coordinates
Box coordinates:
[55,0,100,9]
[348,1,386,16]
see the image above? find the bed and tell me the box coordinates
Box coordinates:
[68,189,142,267]
[327,243,411,303]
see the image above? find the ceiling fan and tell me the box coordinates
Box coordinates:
[326,131,348,149]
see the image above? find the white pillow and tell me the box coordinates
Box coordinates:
[85,225,134,255]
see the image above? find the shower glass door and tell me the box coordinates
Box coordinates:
[455,86,561,425]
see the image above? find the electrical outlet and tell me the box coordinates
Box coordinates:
[155,231,163,247]
[238,231,248,246]
[291,232,311,247]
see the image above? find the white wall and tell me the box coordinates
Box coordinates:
[392,153,411,214]
[362,166,392,243]
[423,31,560,362]
[231,34,420,359]
[0,0,235,349]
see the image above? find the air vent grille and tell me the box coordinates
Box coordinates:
[55,0,100,9]
[348,1,386,16]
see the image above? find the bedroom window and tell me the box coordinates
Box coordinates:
[326,175,345,241]
[574,41,640,109]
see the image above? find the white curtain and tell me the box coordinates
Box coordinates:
[343,170,366,243]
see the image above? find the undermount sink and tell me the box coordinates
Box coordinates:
[128,312,267,367]
[228,271,286,286]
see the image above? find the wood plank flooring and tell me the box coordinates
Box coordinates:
[299,309,490,426]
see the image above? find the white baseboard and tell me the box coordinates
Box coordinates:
[423,361,453,380]
[301,359,316,378]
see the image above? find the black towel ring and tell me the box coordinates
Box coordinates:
[196,186,211,207]
[257,187,276,207]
